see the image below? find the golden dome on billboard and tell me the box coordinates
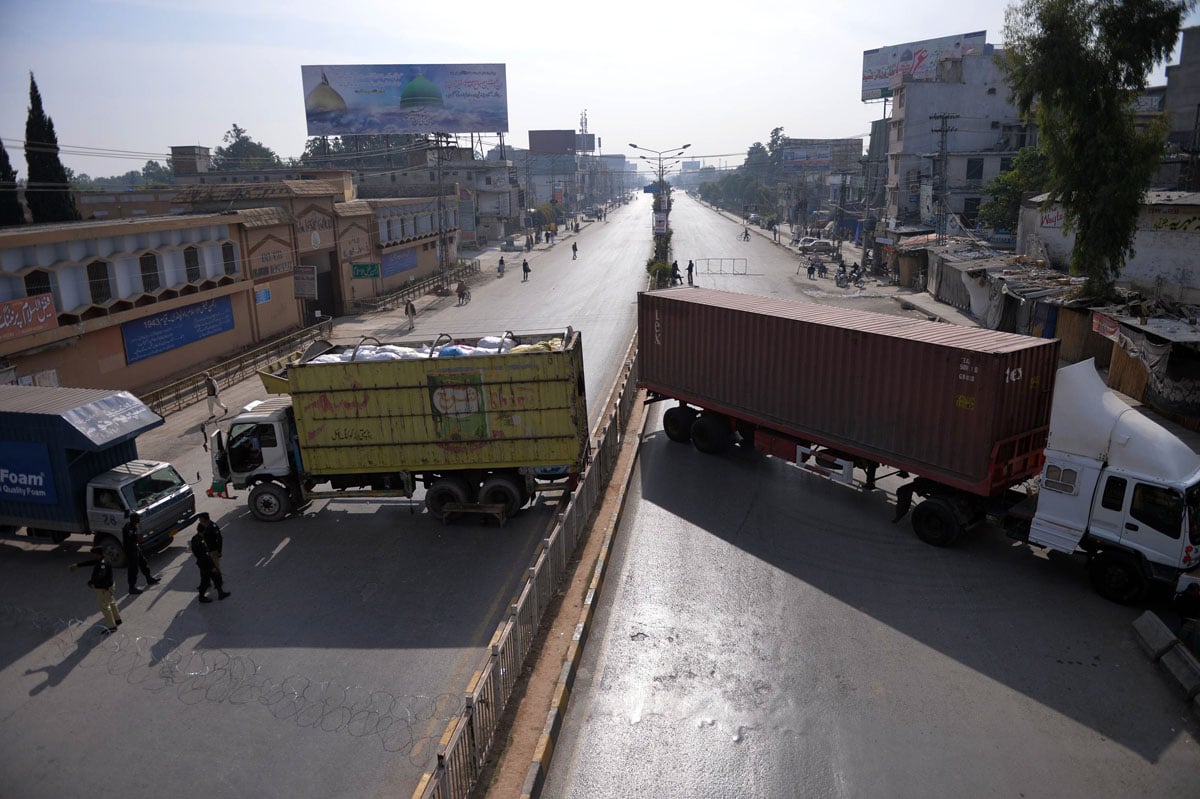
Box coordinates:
[305,71,348,113]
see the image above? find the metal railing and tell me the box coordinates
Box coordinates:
[351,259,481,315]
[139,317,334,417]
[413,334,641,799]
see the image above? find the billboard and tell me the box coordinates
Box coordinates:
[782,143,833,169]
[121,296,235,365]
[0,294,58,343]
[301,63,508,136]
[575,133,596,152]
[529,130,576,154]
[861,31,986,101]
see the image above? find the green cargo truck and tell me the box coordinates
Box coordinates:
[211,330,589,523]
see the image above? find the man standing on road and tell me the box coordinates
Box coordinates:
[522,259,531,282]
[203,372,227,419]
[190,527,230,603]
[686,260,695,286]
[122,513,160,595]
[70,546,122,633]
[572,242,578,260]
[197,512,224,573]
[404,299,417,331]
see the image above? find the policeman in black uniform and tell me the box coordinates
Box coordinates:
[70,546,123,632]
[196,512,224,573]
[122,513,160,595]
[190,528,230,603]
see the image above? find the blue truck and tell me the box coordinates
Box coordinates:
[0,385,196,566]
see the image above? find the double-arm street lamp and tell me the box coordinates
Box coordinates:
[629,142,690,239]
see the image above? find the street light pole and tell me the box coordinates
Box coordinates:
[629,141,690,237]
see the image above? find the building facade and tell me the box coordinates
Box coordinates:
[885,43,1033,227]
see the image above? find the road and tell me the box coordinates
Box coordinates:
[0,196,653,798]
[541,193,1200,798]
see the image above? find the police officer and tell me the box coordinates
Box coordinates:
[122,513,160,595]
[190,528,230,603]
[196,512,224,573]
[70,546,123,633]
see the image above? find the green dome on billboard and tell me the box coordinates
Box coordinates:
[401,75,444,108]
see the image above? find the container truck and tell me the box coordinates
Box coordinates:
[0,385,197,566]
[638,288,1200,604]
[211,330,589,523]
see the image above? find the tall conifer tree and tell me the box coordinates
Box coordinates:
[23,73,80,224]
[0,139,25,227]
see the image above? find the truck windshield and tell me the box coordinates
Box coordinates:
[1188,483,1200,546]
[120,465,186,511]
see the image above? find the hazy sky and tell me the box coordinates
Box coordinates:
[2,0,1198,181]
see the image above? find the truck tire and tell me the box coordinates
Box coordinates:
[1088,552,1147,605]
[426,476,471,521]
[94,533,126,568]
[249,482,292,522]
[663,407,697,443]
[691,413,733,455]
[911,497,964,547]
[479,474,524,517]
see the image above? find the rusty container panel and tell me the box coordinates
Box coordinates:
[263,331,588,476]
[638,288,1061,495]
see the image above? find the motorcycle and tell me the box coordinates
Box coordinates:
[835,264,849,289]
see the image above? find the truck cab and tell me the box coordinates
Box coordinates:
[84,460,195,563]
[1028,361,1200,602]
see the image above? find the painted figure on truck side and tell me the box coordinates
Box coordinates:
[429,374,489,444]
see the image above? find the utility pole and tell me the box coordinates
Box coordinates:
[930,113,958,245]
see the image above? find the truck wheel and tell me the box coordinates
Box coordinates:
[94,534,126,568]
[426,476,470,521]
[479,474,524,517]
[249,482,292,522]
[663,407,697,443]
[691,413,733,455]
[1089,552,1147,605]
[911,497,963,547]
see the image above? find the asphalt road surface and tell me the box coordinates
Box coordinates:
[541,194,1200,798]
[0,197,652,798]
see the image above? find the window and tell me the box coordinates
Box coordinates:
[93,488,122,510]
[87,260,112,304]
[1101,476,1127,511]
[1131,483,1183,539]
[184,246,201,282]
[966,158,984,181]
[222,242,238,276]
[390,173,396,183]
[430,171,436,182]
[485,176,493,185]
[1043,465,1078,495]
[139,252,160,292]
[962,197,981,224]
[24,270,52,299]
[1000,157,1013,173]
[226,422,276,472]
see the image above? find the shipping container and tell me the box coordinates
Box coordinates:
[638,288,1061,495]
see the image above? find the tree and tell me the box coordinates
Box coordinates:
[1002,0,1192,296]
[0,139,25,226]
[141,160,174,186]
[212,123,281,171]
[977,147,1050,231]
[23,73,80,223]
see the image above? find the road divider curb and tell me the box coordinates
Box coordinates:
[520,394,650,799]
[1132,611,1200,714]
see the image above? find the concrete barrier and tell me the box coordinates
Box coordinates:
[1132,610,1200,717]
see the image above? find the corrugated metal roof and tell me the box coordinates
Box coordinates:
[663,288,1048,354]
[238,207,295,228]
[0,385,163,449]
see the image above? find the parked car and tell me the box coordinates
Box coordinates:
[746,213,762,225]
[795,236,818,249]
[800,239,836,254]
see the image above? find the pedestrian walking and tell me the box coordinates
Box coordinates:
[122,513,160,594]
[498,256,505,276]
[190,528,230,603]
[670,261,682,286]
[686,260,695,286]
[197,512,224,573]
[522,259,531,282]
[70,547,122,633]
[456,281,469,305]
[571,242,578,260]
[404,299,416,331]
[203,372,227,419]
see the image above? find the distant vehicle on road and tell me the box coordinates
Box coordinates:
[800,239,836,254]
[746,213,762,226]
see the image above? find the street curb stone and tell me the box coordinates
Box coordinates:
[1158,644,1200,700]
[1133,610,1182,660]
